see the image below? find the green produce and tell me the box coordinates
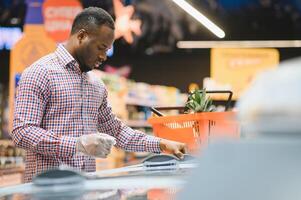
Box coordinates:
[185,89,215,113]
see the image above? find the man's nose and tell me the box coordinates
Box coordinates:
[99,53,107,62]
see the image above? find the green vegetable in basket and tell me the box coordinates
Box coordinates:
[185,89,215,113]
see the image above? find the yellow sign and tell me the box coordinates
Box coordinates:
[9,24,56,131]
[210,48,279,100]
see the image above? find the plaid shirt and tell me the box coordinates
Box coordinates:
[12,44,161,182]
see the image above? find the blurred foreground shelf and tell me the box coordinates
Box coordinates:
[0,167,24,187]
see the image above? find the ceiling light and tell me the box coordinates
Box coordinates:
[172,0,225,38]
[177,40,301,48]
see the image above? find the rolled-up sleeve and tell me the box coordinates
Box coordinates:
[12,65,77,158]
[97,88,161,153]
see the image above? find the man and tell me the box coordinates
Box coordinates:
[12,7,186,182]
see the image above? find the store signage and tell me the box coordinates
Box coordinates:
[210,48,279,100]
[25,0,44,24]
[42,0,82,43]
[9,0,56,131]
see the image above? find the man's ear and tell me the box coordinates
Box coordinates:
[77,29,88,44]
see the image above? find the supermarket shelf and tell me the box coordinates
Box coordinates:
[0,140,13,146]
[0,167,24,187]
[0,167,24,175]
[125,97,157,107]
[126,120,152,128]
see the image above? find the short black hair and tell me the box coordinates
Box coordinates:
[71,7,115,35]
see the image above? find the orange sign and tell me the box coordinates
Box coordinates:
[9,25,56,131]
[210,48,279,100]
[43,0,82,43]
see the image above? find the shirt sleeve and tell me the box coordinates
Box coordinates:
[12,65,77,158]
[97,88,161,153]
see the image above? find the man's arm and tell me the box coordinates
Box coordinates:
[97,88,188,159]
[97,88,161,153]
[11,65,77,158]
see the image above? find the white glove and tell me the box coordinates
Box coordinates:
[76,133,116,158]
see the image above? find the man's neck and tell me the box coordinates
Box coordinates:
[64,40,76,59]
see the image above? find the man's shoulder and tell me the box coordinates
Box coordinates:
[24,53,58,75]
[31,53,58,69]
[22,53,58,79]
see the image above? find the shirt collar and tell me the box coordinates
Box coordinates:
[55,44,80,72]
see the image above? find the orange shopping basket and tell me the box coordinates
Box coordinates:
[148,90,240,154]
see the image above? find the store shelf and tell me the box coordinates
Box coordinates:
[0,139,13,146]
[126,120,152,128]
[0,167,24,187]
[125,97,157,107]
[0,167,24,175]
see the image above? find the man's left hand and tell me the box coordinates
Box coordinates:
[159,138,187,160]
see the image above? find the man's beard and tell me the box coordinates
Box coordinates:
[79,64,91,73]
[75,51,92,73]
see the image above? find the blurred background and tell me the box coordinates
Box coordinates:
[1,0,301,91]
[0,0,301,188]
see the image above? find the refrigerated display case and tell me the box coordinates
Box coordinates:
[0,154,198,200]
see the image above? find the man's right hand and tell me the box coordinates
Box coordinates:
[76,133,116,158]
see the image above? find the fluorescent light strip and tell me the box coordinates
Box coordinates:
[172,0,225,38]
[177,40,301,48]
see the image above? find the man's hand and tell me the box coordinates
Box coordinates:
[159,138,187,159]
[76,133,116,158]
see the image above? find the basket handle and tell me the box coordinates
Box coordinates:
[199,90,233,111]
[150,90,233,117]
[150,106,186,117]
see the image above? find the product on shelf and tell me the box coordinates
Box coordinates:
[92,70,128,120]
[0,140,25,187]
[0,140,25,169]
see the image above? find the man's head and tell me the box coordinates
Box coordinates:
[69,7,115,72]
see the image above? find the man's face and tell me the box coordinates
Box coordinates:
[75,25,114,72]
